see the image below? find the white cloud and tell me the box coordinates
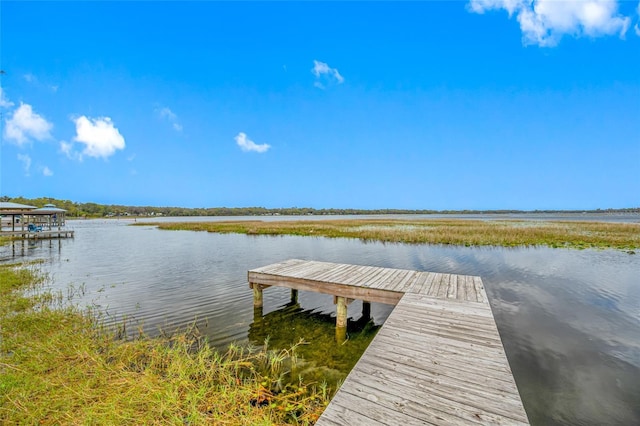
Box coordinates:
[72,116,125,159]
[468,0,632,46]
[17,154,31,176]
[42,166,53,177]
[156,106,183,132]
[23,73,37,83]
[234,132,270,153]
[4,103,53,145]
[0,88,13,108]
[312,60,344,89]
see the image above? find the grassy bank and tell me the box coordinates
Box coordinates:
[0,264,330,425]
[149,219,640,250]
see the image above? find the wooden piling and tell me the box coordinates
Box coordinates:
[252,283,263,308]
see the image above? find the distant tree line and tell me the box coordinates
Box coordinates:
[2,196,638,218]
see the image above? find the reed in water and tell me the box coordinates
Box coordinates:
[151,218,640,251]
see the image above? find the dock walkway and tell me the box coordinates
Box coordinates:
[248,259,529,425]
[0,229,74,239]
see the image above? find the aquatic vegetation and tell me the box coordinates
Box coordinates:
[0,264,330,425]
[151,218,640,250]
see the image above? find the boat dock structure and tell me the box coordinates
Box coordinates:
[248,259,529,425]
[1,202,74,240]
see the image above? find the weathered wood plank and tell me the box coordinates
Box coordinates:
[388,269,419,292]
[437,273,452,299]
[473,276,487,303]
[347,360,528,424]
[399,292,492,316]
[373,268,406,290]
[339,265,375,285]
[321,390,437,426]
[355,267,388,288]
[365,267,398,289]
[342,366,524,425]
[308,262,352,282]
[324,264,363,284]
[386,311,504,342]
[360,349,521,400]
[447,274,458,299]
[413,272,437,295]
[370,334,517,380]
[457,274,467,301]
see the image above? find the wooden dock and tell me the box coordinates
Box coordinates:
[248,259,529,425]
[0,230,74,239]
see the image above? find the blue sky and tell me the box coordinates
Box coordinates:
[1,1,639,210]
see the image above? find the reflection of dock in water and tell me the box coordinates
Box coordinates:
[249,300,381,382]
[248,259,529,425]
[250,295,377,344]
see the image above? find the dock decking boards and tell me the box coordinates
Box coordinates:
[0,230,74,239]
[248,259,529,425]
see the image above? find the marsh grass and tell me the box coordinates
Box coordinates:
[0,264,330,425]
[150,219,640,250]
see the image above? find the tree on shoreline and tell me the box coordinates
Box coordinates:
[3,195,638,218]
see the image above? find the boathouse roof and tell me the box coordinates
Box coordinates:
[33,204,67,213]
[0,202,37,210]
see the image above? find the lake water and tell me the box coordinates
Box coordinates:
[2,216,639,425]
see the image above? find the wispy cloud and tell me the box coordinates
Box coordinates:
[60,140,80,161]
[635,2,640,36]
[234,132,270,153]
[4,103,53,145]
[312,60,344,89]
[70,116,126,160]
[156,106,183,132]
[17,154,31,176]
[22,73,58,93]
[0,87,14,108]
[42,166,53,177]
[468,0,632,46]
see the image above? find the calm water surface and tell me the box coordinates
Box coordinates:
[2,217,639,425]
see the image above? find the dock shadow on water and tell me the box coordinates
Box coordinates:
[248,299,380,389]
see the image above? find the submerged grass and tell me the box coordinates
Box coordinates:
[150,218,640,251]
[0,264,330,425]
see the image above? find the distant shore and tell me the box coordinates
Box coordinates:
[4,196,639,219]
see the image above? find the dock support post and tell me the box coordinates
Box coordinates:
[335,296,348,328]
[335,296,349,343]
[290,289,298,304]
[252,284,263,308]
[362,301,371,321]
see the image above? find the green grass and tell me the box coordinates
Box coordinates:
[147,218,640,251]
[0,264,331,425]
